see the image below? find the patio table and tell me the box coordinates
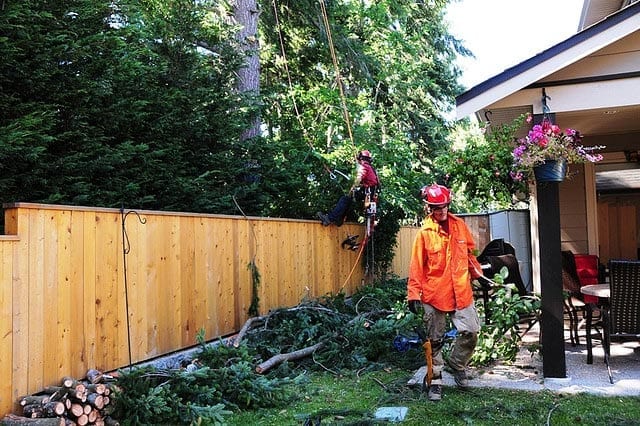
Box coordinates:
[581,284,610,364]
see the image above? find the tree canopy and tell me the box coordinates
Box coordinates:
[1,0,258,213]
[0,0,529,250]
[1,0,476,219]
[258,0,471,219]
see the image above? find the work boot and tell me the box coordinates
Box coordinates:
[452,369,469,389]
[427,384,442,401]
[317,212,331,226]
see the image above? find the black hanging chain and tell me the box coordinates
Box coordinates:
[542,88,552,119]
[120,207,146,370]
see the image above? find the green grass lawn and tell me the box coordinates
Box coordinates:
[225,368,640,425]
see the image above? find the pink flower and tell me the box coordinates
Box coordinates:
[510,171,524,181]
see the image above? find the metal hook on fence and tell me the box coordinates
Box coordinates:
[120,206,146,370]
[122,209,146,254]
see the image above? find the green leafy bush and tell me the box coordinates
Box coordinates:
[471,267,541,365]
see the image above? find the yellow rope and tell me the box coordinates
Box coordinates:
[319,0,355,148]
[273,3,370,288]
[272,0,356,175]
[272,0,310,143]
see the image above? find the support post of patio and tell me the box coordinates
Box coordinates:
[537,180,567,378]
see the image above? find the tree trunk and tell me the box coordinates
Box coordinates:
[86,383,106,395]
[74,414,88,426]
[69,403,84,418]
[85,369,103,384]
[232,315,265,347]
[87,393,105,410]
[233,0,261,141]
[19,396,49,407]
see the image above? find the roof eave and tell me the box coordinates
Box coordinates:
[455,2,640,120]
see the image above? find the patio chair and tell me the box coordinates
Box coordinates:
[574,254,603,304]
[602,259,640,383]
[475,239,519,321]
[561,251,589,346]
[477,238,516,260]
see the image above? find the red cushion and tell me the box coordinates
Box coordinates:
[574,254,600,303]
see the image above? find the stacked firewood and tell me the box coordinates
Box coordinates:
[1,369,119,426]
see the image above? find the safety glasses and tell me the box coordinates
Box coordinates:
[429,204,449,211]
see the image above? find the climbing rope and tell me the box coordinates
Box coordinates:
[271,0,352,180]
[271,0,308,142]
[318,0,355,148]
[340,233,368,291]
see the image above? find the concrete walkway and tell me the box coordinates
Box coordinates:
[409,323,640,396]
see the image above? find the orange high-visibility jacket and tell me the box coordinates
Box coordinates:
[407,213,483,312]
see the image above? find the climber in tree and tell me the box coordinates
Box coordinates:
[317,150,379,227]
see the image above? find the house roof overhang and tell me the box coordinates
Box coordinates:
[455,1,640,120]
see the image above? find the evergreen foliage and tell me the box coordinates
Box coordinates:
[112,343,296,424]
[0,1,257,216]
[259,0,469,221]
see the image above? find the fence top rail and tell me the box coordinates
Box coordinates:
[3,202,319,224]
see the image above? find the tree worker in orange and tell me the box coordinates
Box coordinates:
[407,183,484,402]
[317,150,379,227]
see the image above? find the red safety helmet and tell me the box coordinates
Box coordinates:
[421,184,451,205]
[357,150,372,161]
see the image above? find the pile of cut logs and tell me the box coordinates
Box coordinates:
[1,369,119,426]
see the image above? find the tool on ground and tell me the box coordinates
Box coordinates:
[393,328,457,391]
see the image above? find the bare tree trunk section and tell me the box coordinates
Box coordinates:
[0,414,65,425]
[255,342,325,374]
[233,0,261,141]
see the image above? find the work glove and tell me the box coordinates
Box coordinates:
[408,300,422,314]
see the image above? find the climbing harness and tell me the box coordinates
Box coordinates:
[362,187,378,276]
[339,185,379,289]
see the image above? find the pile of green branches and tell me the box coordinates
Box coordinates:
[110,276,539,424]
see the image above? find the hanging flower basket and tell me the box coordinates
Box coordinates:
[533,159,567,183]
[510,115,605,184]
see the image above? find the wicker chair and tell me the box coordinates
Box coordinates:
[601,259,640,383]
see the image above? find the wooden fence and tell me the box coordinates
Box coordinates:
[0,203,491,416]
[0,203,377,416]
